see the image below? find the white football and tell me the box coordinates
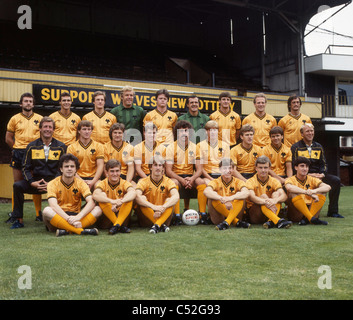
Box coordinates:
[182,209,200,226]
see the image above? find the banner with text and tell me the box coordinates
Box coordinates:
[33,84,241,115]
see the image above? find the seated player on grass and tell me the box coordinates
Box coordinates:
[203,158,250,231]
[285,157,331,225]
[135,156,179,234]
[42,153,102,237]
[93,159,136,235]
[246,156,292,229]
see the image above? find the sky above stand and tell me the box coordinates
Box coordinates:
[304,2,353,56]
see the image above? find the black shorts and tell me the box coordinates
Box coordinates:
[10,149,26,169]
[66,211,78,216]
[81,176,93,180]
[178,174,197,199]
[241,172,255,180]
[207,173,221,179]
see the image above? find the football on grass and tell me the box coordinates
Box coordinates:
[182,209,200,226]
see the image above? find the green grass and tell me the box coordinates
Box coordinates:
[1,186,353,300]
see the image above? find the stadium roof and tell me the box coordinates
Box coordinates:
[80,0,349,23]
[211,0,350,29]
[1,0,350,94]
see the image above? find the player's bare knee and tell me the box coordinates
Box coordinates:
[42,207,55,219]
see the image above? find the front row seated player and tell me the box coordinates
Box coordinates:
[93,159,136,235]
[285,157,331,225]
[41,156,332,234]
[42,154,102,236]
[203,158,250,231]
[246,156,292,229]
[135,156,180,234]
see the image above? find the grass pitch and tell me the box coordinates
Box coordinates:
[0,186,352,300]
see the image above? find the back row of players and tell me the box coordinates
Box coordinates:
[5,87,342,235]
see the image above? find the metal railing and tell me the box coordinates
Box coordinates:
[323,95,353,118]
[324,45,353,55]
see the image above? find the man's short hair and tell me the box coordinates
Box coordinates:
[300,123,314,134]
[109,122,125,140]
[39,116,55,130]
[173,120,193,140]
[105,159,121,171]
[148,155,166,169]
[186,95,199,105]
[293,156,311,167]
[269,126,284,136]
[253,92,267,104]
[155,89,170,101]
[255,155,271,167]
[60,92,72,101]
[20,92,35,105]
[239,124,255,136]
[120,85,135,97]
[143,122,157,132]
[218,92,232,101]
[78,120,93,131]
[205,120,218,130]
[219,158,235,168]
[93,90,106,102]
[59,153,80,170]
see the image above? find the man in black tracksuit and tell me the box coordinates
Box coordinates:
[9,117,67,228]
[291,123,343,218]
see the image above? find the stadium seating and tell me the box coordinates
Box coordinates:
[0,22,261,91]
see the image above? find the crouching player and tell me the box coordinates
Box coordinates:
[246,156,292,229]
[285,157,331,225]
[93,160,136,234]
[203,158,250,230]
[135,156,179,234]
[42,154,101,236]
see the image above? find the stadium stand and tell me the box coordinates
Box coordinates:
[0,21,261,91]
